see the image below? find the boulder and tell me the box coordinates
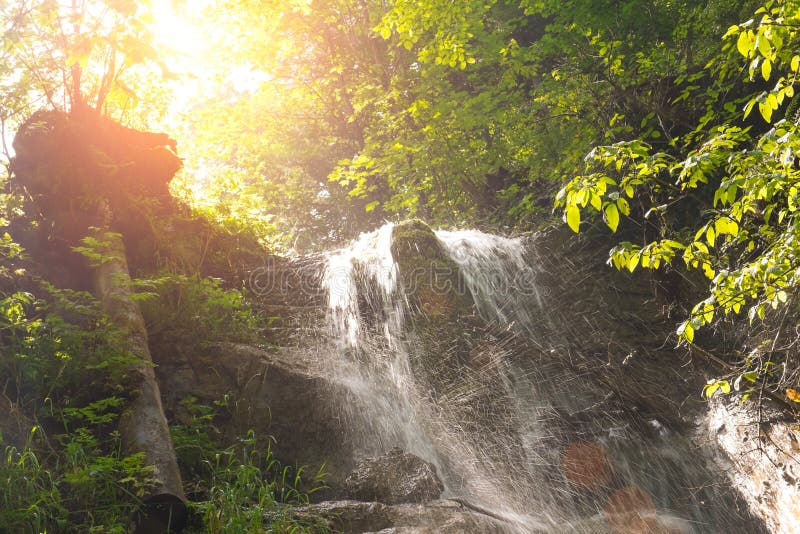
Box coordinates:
[389,220,521,455]
[345,448,444,504]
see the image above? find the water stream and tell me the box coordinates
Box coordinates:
[317,222,759,533]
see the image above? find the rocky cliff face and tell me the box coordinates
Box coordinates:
[703,401,800,534]
[528,227,799,533]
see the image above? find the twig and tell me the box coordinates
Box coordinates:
[686,342,799,416]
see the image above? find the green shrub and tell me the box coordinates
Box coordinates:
[135,274,261,349]
[0,281,156,532]
[172,398,329,534]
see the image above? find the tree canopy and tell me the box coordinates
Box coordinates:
[4,0,800,401]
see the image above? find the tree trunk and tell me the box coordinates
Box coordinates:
[90,227,186,533]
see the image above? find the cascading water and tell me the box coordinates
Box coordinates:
[318,221,763,533]
[321,223,447,483]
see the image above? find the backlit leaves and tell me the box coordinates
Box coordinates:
[557,0,800,357]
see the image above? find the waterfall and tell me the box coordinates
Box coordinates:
[320,223,444,486]
[316,222,760,533]
[324,223,403,348]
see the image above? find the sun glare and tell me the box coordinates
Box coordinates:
[145,1,274,202]
[148,1,213,107]
[149,2,207,69]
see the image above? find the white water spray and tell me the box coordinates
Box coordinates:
[314,222,759,533]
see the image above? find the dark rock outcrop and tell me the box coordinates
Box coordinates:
[153,342,368,492]
[10,107,181,290]
[12,106,179,207]
[344,447,444,504]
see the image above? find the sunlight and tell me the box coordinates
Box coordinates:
[148,1,212,106]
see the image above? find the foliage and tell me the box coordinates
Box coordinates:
[135,273,261,348]
[167,0,388,251]
[172,399,329,534]
[148,0,759,249]
[1,0,762,249]
[0,1,169,129]
[0,240,323,530]
[0,277,158,531]
[555,0,800,403]
[0,283,139,407]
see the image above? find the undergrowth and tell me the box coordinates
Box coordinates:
[0,265,326,532]
[174,398,329,533]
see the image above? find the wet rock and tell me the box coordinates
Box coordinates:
[345,448,444,504]
[290,499,513,533]
[389,220,520,445]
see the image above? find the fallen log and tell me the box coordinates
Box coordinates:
[90,227,186,533]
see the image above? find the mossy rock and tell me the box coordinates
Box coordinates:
[389,221,518,453]
[390,220,473,323]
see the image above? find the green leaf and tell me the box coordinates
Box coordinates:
[737,31,751,58]
[759,101,773,123]
[744,99,757,119]
[761,58,771,81]
[604,203,620,232]
[715,218,739,236]
[677,321,694,343]
[616,197,630,216]
[566,206,581,233]
[627,253,639,272]
[756,34,771,57]
[723,25,740,39]
[706,225,716,245]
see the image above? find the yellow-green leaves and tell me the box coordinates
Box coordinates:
[677,321,694,343]
[758,92,779,123]
[762,57,772,80]
[714,217,739,237]
[703,379,731,398]
[730,4,800,123]
[737,30,755,58]
[376,0,489,69]
[556,141,660,236]
[604,203,619,232]
[608,240,685,273]
[566,205,581,232]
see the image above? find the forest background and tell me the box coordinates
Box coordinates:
[2,0,800,531]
